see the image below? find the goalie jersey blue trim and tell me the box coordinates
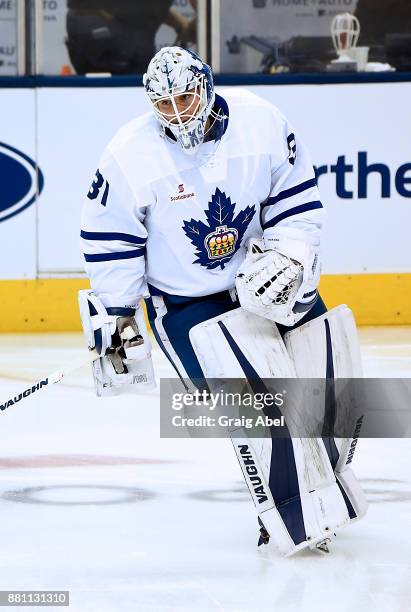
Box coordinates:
[262,201,323,230]
[80,230,146,245]
[83,248,145,263]
[261,178,318,208]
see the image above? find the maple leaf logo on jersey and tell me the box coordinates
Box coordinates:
[182,188,256,270]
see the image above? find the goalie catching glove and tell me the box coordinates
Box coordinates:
[78,290,155,397]
[235,227,320,327]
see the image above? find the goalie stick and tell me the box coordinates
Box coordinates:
[0,350,98,412]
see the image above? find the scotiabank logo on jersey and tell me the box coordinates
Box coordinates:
[182,188,255,270]
[0,142,44,222]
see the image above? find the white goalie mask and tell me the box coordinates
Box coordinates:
[143,47,216,155]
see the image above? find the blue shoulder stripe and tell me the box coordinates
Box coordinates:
[84,248,145,262]
[80,230,146,245]
[261,178,317,209]
[263,201,323,230]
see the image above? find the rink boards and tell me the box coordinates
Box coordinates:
[1,80,410,329]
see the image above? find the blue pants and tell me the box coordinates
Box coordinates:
[145,285,327,382]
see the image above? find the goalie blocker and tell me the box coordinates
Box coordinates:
[189,305,367,556]
[79,290,155,396]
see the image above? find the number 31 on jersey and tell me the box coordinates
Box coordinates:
[87,169,110,206]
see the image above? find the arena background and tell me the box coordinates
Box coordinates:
[0,3,410,611]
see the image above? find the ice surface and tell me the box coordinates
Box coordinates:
[0,329,410,612]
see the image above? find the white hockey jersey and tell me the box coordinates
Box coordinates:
[81,88,323,308]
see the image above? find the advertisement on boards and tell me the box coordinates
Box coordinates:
[0,90,38,278]
[33,82,411,276]
[0,81,410,279]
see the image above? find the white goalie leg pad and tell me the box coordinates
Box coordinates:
[283,305,363,378]
[284,304,368,522]
[189,308,357,556]
[189,307,293,379]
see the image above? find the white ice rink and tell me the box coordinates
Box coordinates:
[0,328,410,612]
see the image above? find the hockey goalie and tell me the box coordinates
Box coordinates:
[79,46,367,556]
